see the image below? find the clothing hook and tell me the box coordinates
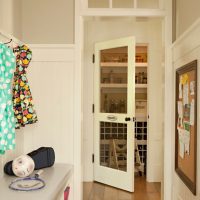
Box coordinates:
[4,38,12,45]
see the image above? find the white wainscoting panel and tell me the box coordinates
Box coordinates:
[172,19,200,200]
[21,45,75,165]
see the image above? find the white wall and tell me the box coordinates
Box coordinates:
[0,0,75,43]
[176,0,200,38]
[0,0,22,40]
[172,19,200,200]
[83,17,163,182]
[21,0,74,44]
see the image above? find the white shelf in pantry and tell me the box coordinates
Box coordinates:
[100,83,147,91]
[135,99,147,102]
[135,84,148,88]
[135,63,148,67]
[100,62,148,68]
[101,62,127,67]
[101,83,127,88]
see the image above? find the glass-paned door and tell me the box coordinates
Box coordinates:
[94,37,135,192]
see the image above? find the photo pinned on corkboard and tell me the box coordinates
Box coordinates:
[175,60,197,195]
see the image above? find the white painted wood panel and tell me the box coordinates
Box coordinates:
[22,45,75,165]
[93,37,135,192]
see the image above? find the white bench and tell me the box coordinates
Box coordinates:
[0,163,73,200]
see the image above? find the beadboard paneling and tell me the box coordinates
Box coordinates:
[0,45,75,177]
[172,19,200,200]
[22,45,75,164]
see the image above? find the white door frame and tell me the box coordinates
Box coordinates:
[163,0,173,199]
[75,4,173,200]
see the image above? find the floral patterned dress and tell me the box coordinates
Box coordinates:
[13,45,38,129]
[0,43,16,154]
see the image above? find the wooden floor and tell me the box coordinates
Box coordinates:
[83,176,161,200]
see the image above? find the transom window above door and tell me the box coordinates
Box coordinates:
[85,0,160,9]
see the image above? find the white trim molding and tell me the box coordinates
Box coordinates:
[164,0,173,200]
[172,18,200,62]
[28,44,75,62]
[74,0,84,200]
[81,8,166,17]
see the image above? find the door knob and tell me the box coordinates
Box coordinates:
[125,117,131,121]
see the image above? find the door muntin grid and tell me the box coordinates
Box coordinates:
[100,121,127,172]
[135,120,147,174]
[88,0,159,8]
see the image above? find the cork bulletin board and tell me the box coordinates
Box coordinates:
[175,60,197,195]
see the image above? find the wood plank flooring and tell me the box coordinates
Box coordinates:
[83,177,161,200]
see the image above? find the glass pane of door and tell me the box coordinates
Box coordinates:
[88,0,109,8]
[100,121,127,172]
[100,47,128,113]
[113,0,134,8]
[137,0,159,8]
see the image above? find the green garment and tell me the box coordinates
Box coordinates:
[0,43,16,154]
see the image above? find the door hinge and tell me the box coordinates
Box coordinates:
[148,115,149,119]
[92,154,94,163]
[92,54,95,63]
[92,104,95,113]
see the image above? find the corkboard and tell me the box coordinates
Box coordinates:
[175,60,197,195]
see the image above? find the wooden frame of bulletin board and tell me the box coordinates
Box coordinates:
[175,60,197,195]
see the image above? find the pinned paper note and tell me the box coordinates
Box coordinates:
[178,127,191,157]
[184,130,190,155]
[179,83,183,99]
[177,101,183,127]
[178,101,183,118]
[180,74,189,85]
[183,84,189,105]
[190,99,195,125]
[190,81,195,95]
[179,141,185,159]
[178,128,185,159]
[180,76,183,84]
